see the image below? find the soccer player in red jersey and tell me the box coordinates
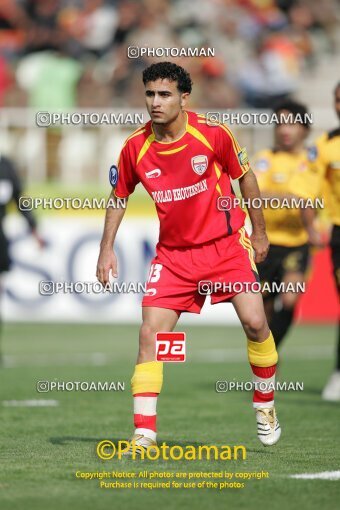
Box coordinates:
[97,62,281,449]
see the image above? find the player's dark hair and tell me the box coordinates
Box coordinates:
[334,81,340,94]
[142,62,193,94]
[273,100,311,129]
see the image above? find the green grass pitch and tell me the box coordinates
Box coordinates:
[0,322,339,510]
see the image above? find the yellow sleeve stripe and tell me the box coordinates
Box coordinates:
[136,133,156,165]
[233,165,249,180]
[220,123,241,151]
[118,128,147,167]
[127,127,146,139]
[186,124,214,152]
[220,124,250,172]
[122,128,146,149]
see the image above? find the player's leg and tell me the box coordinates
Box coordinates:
[127,306,179,453]
[208,232,281,445]
[136,306,180,364]
[257,244,281,329]
[322,227,340,401]
[269,270,305,348]
[268,245,309,348]
[263,296,275,325]
[127,243,205,454]
[0,237,10,367]
[232,291,281,446]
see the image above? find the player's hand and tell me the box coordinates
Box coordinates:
[307,228,327,249]
[250,231,269,263]
[96,248,117,286]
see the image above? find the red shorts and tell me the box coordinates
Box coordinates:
[142,227,259,314]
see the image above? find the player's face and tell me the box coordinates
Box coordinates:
[275,110,307,151]
[145,79,188,124]
[335,86,340,121]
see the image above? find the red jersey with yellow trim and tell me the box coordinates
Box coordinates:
[114,110,250,248]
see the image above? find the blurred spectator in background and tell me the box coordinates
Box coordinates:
[238,32,300,108]
[78,0,117,57]
[0,0,338,107]
[59,0,118,58]
[0,0,28,59]
[16,48,83,109]
[23,0,65,54]
[0,55,12,106]
[15,46,84,179]
[0,152,45,364]
[111,0,140,48]
[0,153,42,272]
[238,0,287,32]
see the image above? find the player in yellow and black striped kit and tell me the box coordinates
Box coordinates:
[289,83,340,400]
[253,101,322,350]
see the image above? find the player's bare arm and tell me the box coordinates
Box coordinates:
[258,190,321,212]
[258,189,297,204]
[300,205,326,248]
[96,191,127,285]
[239,169,269,263]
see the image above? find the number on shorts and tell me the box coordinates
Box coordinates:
[148,263,163,283]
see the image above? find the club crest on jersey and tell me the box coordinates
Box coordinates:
[109,165,118,188]
[191,155,208,175]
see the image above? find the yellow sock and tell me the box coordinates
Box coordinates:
[131,361,163,395]
[247,332,278,367]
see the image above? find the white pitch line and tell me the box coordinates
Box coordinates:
[2,399,59,407]
[193,346,333,363]
[290,471,340,481]
[2,352,109,368]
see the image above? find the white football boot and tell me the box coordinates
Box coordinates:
[122,434,158,456]
[255,407,281,446]
[322,371,340,402]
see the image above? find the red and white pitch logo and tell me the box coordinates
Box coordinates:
[156,332,186,362]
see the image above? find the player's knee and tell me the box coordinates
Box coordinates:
[139,322,157,350]
[243,313,267,340]
[281,291,299,309]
